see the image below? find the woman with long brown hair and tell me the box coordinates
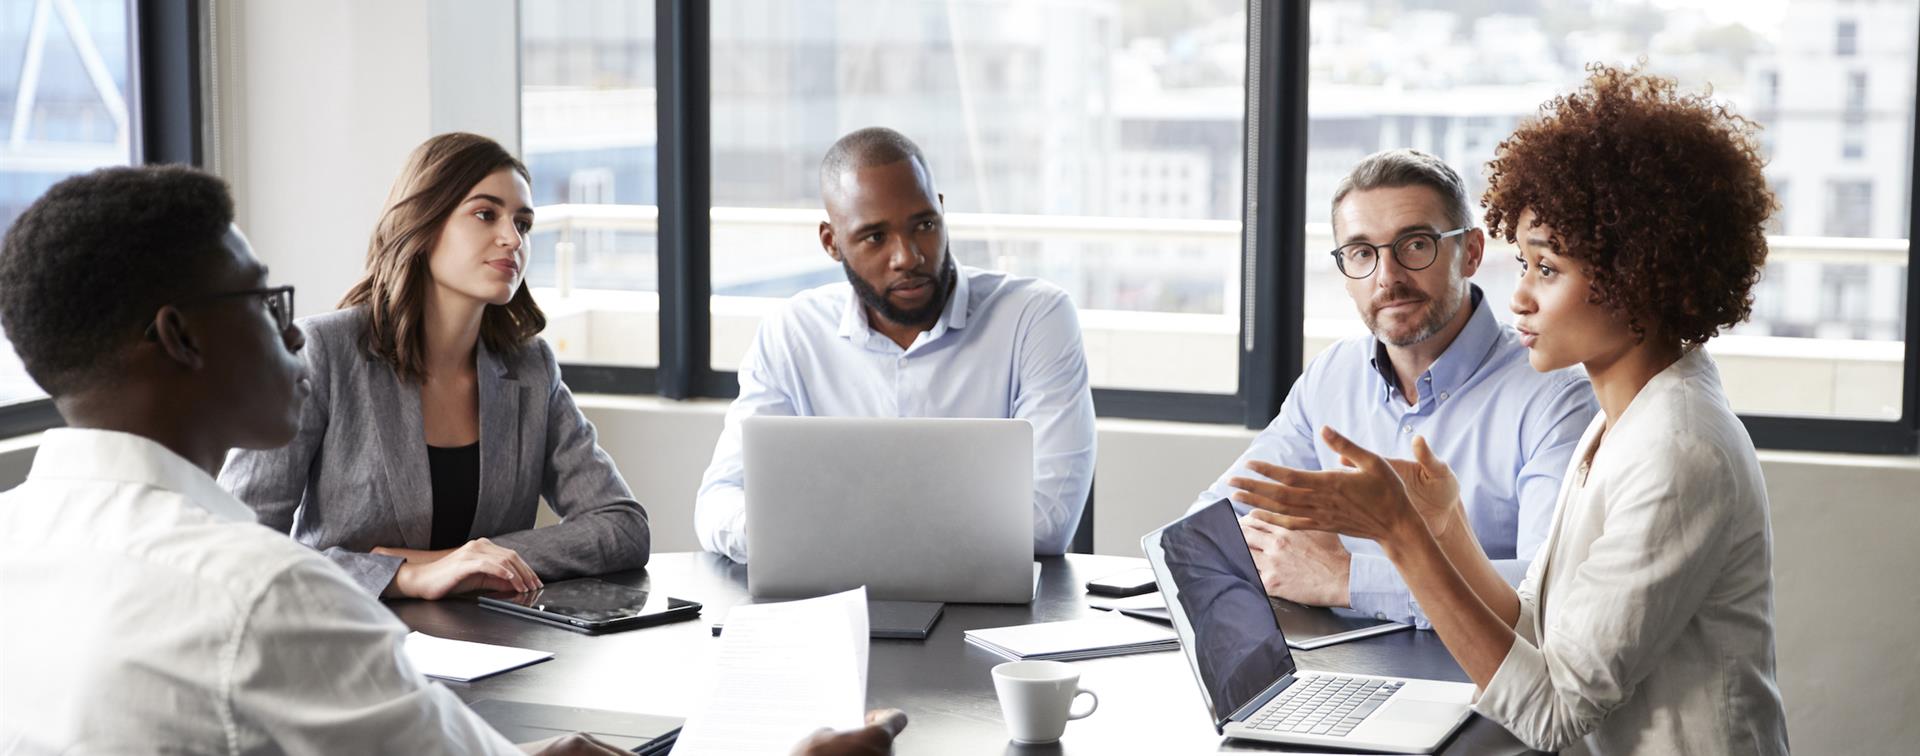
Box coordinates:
[222,132,650,600]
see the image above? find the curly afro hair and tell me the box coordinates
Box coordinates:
[0,165,235,396]
[1483,63,1774,346]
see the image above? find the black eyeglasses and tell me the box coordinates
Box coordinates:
[145,285,296,339]
[1329,227,1469,279]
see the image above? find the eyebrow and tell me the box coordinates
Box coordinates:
[1343,223,1440,244]
[850,220,889,238]
[464,193,534,217]
[1523,235,1555,250]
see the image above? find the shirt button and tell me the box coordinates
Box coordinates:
[1439,392,1450,401]
[1375,613,1388,620]
[1402,424,1413,433]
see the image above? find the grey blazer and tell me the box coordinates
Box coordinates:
[220,307,651,594]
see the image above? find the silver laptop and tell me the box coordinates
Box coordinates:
[743,416,1034,603]
[1142,500,1476,753]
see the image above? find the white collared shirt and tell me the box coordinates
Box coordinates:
[0,429,519,755]
[695,265,1098,562]
[1474,350,1789,755]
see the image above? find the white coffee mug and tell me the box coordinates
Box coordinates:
[991,660,1100,744]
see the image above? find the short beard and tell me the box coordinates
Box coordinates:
[844,254,956,329]
[1367,282,1465,347]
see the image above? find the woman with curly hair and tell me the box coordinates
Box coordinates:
[1228,64,1789,754]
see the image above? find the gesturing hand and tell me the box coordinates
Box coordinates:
[1381,435,1464,540]
[390,537,542,600]
[1228,426,1423,545]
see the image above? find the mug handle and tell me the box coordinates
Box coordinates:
[1067,688,1099,720]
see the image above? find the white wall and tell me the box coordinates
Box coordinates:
[210,0,518,316]
[569,397,1920,755]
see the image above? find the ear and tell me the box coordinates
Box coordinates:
[1459,228,1486,278]
[148,306,206,371]
[819,221,842,262]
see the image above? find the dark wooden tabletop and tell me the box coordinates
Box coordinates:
[388,552,1540,755]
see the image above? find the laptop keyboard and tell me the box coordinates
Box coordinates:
[1244,675,1404,738]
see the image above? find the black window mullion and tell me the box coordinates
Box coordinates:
[1238,0,1308,430]
[131,0,202,167]
[654,0,713,400]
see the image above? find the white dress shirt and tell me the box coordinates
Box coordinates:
[0,429,519,755]
[695,265,1098,562]
[1474,350,1789,754]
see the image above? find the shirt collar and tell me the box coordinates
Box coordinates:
[26,428,256,524]
[836,264,975,347]
[1368,285,1500,404]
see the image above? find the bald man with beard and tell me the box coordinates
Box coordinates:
[694,127,1097,564]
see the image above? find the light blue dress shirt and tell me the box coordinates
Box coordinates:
[1193,287,1597,627]
[696,265,1098,563]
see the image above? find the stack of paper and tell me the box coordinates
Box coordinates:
[674,588,870,755]
[402,632,553,682]
[964,614,1179,661]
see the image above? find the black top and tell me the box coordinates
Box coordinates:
[427,442,481,551]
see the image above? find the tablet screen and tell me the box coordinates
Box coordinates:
[483,578,693,624]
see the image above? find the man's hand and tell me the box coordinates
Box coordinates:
[1240,512,1351,607]
[791,709,909,756]
[383,537,542,600]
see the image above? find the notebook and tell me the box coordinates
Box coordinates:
[964,614,1179,661]
[402,632,553,682]
[1267,598,1410,650]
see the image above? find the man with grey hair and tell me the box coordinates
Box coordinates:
[695,127,1097,563]
[1193,149,1597,627]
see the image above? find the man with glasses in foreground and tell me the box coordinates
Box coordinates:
[0,166,903,755]
[1190,149,1597,627]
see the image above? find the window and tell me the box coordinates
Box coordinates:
[508,1,1920,451]
[704,0,1247,395]
[0,0,135,408]
[1827,180,1875,237]
[517,0,660,370]
[1306,1,1917,428]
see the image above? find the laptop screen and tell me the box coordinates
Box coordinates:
[1145,499,1297,728]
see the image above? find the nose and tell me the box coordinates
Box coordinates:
[1371,247,1413,290]
[888,236,925,271]
[1510,275,1536,317]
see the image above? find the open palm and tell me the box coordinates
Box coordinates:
[1380,436,1462,539]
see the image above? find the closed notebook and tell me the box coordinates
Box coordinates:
[964,614,1179,661]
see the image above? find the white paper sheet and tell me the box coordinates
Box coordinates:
[674,587,869,755]
[402,632,553,682]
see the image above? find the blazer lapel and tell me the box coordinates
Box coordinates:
[471,342,522,540]
[368,359,434,548]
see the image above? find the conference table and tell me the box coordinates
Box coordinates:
[390,552,1541,754]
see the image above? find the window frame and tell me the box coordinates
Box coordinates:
[561,0,1920,454]
[0,0,204,439]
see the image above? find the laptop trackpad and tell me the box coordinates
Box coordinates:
[1376,698,1462,723]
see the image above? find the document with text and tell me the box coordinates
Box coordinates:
[674,587,869,754]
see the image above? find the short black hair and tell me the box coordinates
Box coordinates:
[820,127,933,196]
[0,165,236,396]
